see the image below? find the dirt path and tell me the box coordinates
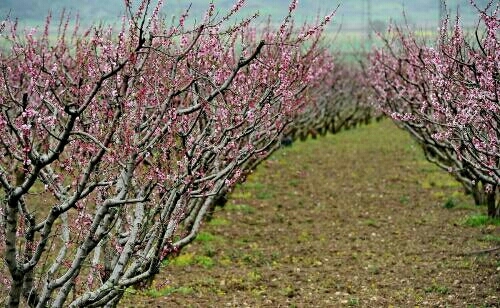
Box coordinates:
[122,120,500,307]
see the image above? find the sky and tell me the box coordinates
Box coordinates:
[0,0,486,28]
[0,0,488,52]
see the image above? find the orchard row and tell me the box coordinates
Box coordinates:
[0,0,497,307]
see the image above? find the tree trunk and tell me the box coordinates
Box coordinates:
[470,182,485,206]
[7,275,23,308]
[5,196,23,308]
[486,187,499,218]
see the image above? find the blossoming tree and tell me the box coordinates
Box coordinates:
[291,62,375,141]
[368,1,499,216]
[0,0,336,306]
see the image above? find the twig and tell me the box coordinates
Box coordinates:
[459,246,500,256]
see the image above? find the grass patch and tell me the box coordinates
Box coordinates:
[195,255,215,268]
[230,191,252,199]
[145,286,194,298]
[451,202,477,211]
[480,235,500,244]
[242,181,266,190]
[169,253,195,267]
[348,297,360,306]
[298,231,310,242]
[363,219,379,227]
[367,264,380,275]
[424,284,449,295]
[443,198,456,209]
[422,178,461,189]
[399,195,410,205]
[246,270,262,282]
[256,190,274,200]
[225,203,255,214]
[208,217,229,226]
[463,214,500,227]
[281,286,296,298]
[196,232,220,242]
[169,253,215,268]
[202,245,217,257]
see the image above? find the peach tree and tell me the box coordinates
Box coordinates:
[368,1,499,216]
[0,0,336,306]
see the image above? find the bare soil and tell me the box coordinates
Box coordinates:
[122,120,498,307]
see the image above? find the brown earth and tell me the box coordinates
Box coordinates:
[117,120,498,307]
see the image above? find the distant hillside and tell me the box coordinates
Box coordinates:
[0,0,489,29]
[0,0,491,53]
